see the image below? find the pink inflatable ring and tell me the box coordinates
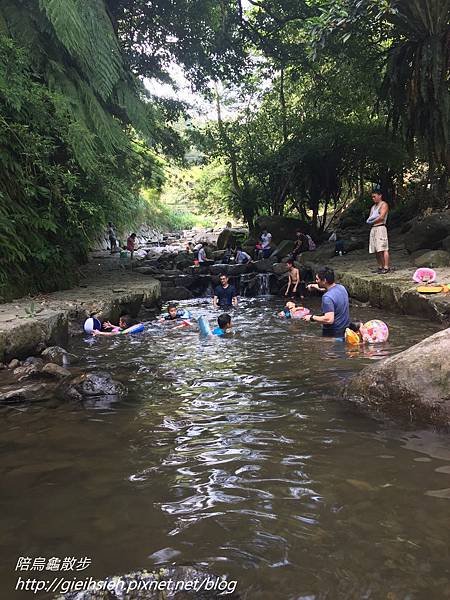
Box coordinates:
[413,268,436,284]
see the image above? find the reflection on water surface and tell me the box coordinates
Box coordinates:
[0,298,448,599]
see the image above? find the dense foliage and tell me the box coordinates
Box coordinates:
[0,0,239,298]
[192,0,449,231]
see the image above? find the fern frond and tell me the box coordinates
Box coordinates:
[39,0,123,101]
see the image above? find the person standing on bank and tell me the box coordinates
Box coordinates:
[213,273,238,309]
[367,185,390,274]
[107,222,117,254]
[302,267,350,338]
[127,232,137,262]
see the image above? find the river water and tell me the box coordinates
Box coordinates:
[1,297,449,599]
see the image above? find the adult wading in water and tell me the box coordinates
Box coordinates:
[367,186,390,274]
[303,267,350,338]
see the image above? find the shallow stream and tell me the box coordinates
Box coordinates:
[1,297,449,599]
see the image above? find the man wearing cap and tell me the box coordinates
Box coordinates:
[367,185,390,274]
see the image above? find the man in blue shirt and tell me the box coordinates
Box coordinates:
[302,267,350,337]
[213,274,238,309]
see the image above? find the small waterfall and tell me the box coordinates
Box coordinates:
[257,273,271,296]
[238,272,272,297]
[239,273,254,297]
[204,282,214,298]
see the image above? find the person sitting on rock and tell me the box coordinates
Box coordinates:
[258,229,272,259]
[292,230,309,260]
[235,245,251,264]
[198,242,213,264]
[212,313,233,336]
[222,243,234,264]
[93,314,142,336]
[158,303,192,326]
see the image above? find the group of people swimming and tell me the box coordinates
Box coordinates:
[84,266,388,344]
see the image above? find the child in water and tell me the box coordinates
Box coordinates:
[212,313,232,336]
[278,301,310,319]
[158,304,192,327]
[345,320,389,344]
[93,314,142,336]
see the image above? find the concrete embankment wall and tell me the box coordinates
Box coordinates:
[0,275,160,362]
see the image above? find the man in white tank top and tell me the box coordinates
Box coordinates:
[367,186,390,273]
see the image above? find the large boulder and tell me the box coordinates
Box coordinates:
[343,329,450,428]
[271,239,295,259]
[272,262,289,275]
[62,371,126,401]
[441,235,450,253]
[414,250,450,268]
[217,228,234,250]
[255,256,278,272]
[298,242,334,265]
[405,211,450,253]
[254,216,308,245]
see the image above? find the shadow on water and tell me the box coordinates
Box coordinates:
[0,297,449,599]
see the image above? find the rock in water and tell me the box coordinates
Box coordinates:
[23,356,44,369]
[58,566,240,599]
[41,346,68,366]
[42,363,71,379]
[343,329,450,428]
[62,371,126,401]
[12,364,40,381]
[0,382,57,404]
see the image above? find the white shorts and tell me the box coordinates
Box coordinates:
[369,225,389,254]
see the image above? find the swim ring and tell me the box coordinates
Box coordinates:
[413,268,436,284]
[126,323,145,334]
[360,319,389,344]
[345,328,361,345]
[291,307,310,319]
[83,317,101,334]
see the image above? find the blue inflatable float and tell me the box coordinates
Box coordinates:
[126,323,145,334]
[198,316,212,336]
